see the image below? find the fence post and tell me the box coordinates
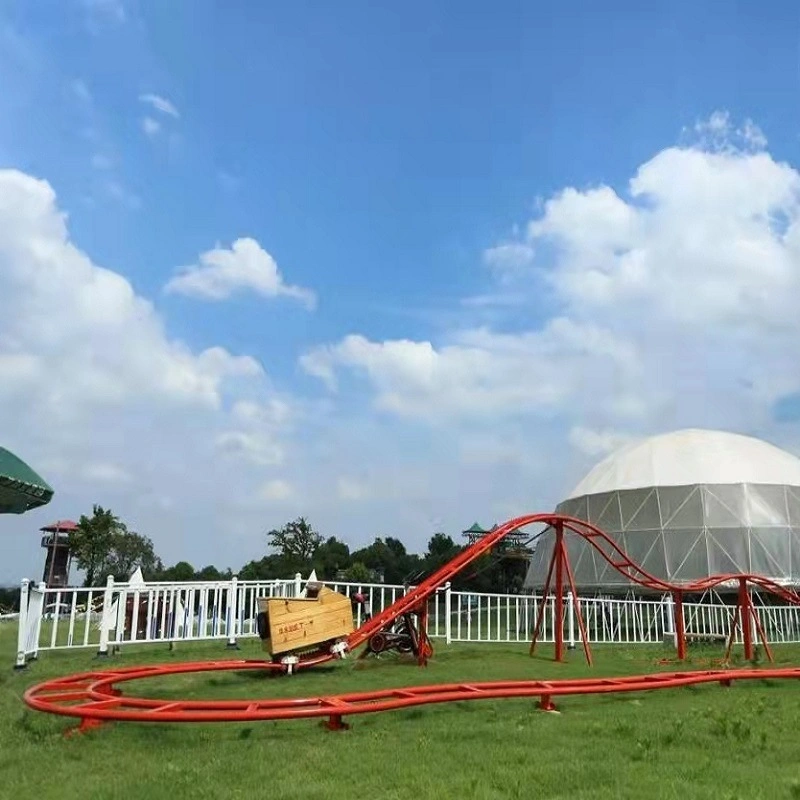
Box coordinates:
[294,572,302,597]
[227,576,239,649]
[31,582,46,659]
[567,590,576,650]
[664,593,675,647]
[97,575,115,657]
[444,582,452,645]
[14,579,30,669]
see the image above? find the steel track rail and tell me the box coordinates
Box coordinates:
[23,662,800,731]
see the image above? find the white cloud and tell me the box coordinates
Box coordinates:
[0,168,301,580]
[215,430,284,467]
[80,462,133,485]
[141,116,161,138]
[301,321,639,421]
[686,110,767,153]
[568,427,636,458]
[139,93,180,119]
[483,242,535,279]
[259,479,295,502]
[7,110,800,587]
[337,477,368,501]
[302,111,800,473]
[165,237,316,308]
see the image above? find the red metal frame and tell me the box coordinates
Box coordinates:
[23,511,800,736]
[23,660,800,735]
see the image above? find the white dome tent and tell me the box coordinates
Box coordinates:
[524,429,800,591]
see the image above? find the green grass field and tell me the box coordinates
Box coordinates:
[3,624,800,800]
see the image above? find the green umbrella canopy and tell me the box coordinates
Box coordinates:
[0,446,54,514]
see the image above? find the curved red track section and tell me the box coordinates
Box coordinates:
[348,512,800,658]
[23,661,800,729]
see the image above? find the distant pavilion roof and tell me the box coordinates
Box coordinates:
[462,522,488,535]
[40,520,78,532]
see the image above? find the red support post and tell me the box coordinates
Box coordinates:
[323,715,349,731]
[530,531,557,657]
[553,521,565,662]
[561,531,593,666]
[750,602,774,663]
[724,603,740,664]
[538,694,556,712]
[417,604,430,667]
[673,590,687,661]
[739,577,754,662]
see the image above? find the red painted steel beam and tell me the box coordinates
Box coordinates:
[347,512,800,659]
[22,661,800,728]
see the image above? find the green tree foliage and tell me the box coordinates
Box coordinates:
[349,537,423,584]
[160,561,196,582]
[102,529,160,581]
[266,516,322,574]
[60,508,528,594]
[313,537,351,578]
[69,505,126,586]
[424,532,461,571]
[238,554,294,581]
[0,586,20,612]
[196,564,233,581]
[343,561,372,583]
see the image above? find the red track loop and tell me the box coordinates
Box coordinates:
[23,661,800,730]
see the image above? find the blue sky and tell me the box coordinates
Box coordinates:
[2,0,800,582]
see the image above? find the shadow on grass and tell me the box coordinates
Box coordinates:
[232,664,340,681]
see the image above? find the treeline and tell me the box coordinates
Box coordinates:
[54,508,530,594]
[173,517,530,594]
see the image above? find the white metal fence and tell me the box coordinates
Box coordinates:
[14,575,800,667]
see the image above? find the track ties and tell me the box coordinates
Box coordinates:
[147,702,185,715]
[75,698,125,712]
[322,697,350,709]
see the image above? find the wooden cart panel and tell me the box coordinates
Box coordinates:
[257,587,354,657]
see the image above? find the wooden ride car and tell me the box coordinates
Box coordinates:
[256,582,354,660]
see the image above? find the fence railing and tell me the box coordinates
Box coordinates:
[15,575,800,667]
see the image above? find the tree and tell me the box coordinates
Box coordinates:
[266,517,322,573]
[160,561,196,582]
[426,532,460,560]
[344,561,372,583]
[197,564,233,581]
[103,530,160,581]
[239,554,294,581]
[70,505,126,587]
[385,537,407,559]
[313,537,351,578]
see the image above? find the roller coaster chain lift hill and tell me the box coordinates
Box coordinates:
[22,513,800,735]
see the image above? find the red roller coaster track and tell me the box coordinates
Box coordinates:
[22,512,800,735]
[23,661,800,734]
